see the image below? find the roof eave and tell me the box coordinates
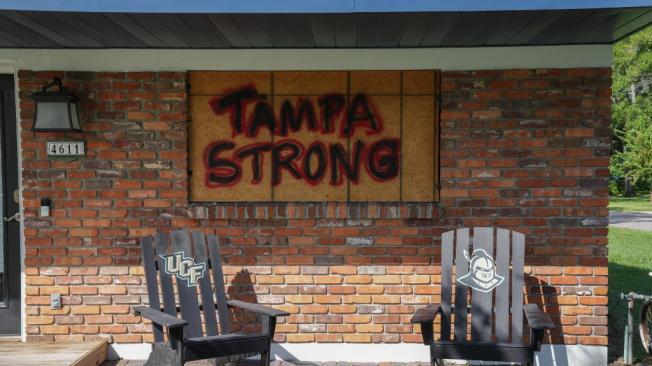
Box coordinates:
[2,0,652,14]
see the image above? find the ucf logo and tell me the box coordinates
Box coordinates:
[457,249,504,293]
[160,252,206,287]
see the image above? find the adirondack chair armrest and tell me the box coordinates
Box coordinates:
[410,304,442,323]
[227,300,290,317]
[134,306,188,328]
[523,304,555,330]
[409,304,442,345]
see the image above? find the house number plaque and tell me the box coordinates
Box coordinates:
[46,141,86,159]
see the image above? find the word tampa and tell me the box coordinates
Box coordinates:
[203,86,400,187]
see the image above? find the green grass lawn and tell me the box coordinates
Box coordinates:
[609,196,652,212]
[609,227,652,362]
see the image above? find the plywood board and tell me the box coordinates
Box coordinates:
[350,71,401,94]
[189,71,271,95]
[403,70,435,95]
[189,70,439,202]
[402,95,435,201]
[190,94,273,202]
[273,71,347,95]
[272,96,347,202]
[349,95,401,201]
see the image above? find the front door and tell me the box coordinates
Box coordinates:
[0,74,20,335]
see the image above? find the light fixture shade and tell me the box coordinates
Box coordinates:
[32,78,81,132]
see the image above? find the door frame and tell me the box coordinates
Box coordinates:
[0,66,24,340]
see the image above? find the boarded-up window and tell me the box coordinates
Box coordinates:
[189,71,439,202]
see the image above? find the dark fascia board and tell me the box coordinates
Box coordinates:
[2,0,652,13]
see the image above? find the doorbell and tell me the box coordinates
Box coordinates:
[40,197,51,217]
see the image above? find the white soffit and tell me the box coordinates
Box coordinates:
[0,45,612,71]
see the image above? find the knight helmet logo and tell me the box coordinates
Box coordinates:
[456,249,504,293]
[160,252,206,287]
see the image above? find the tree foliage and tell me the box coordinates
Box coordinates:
[612,26,652,195]
[613,26,652,101]
[612,106,652,184]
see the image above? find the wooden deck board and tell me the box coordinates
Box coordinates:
[0,339,108,366]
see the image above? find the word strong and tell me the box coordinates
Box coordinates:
[160,253,206,287]
[205,86,400,188]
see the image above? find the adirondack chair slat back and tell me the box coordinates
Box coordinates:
[191,231,219,336]
[155,232,178,328]
[494,229,511,342]
[441,227,525,344]
[208,234,231,334]
[439,230,453,340]
[452,228,469,341]
[142,229,229,340]
[170,230,203,338]
[470,227,493,342]
[141,236,164,342]
[511,232,525,341]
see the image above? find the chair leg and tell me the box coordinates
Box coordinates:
[435,359,445,366]
[260,347,271,366]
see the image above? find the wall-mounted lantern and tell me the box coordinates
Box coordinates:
[32,77,81,132]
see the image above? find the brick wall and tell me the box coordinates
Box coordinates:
[18,68,610,347]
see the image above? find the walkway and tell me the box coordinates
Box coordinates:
[609,211,652,231]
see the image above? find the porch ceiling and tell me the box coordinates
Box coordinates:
[0,2,651,48]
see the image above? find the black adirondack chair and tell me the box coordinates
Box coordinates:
[410,227,555,366]
[134,229,289,366]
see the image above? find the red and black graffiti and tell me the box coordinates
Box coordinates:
[204,86,399,187]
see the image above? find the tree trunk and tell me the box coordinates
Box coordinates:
[625,177,634,197]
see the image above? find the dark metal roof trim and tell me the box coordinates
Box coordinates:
[0,7,651,48]
[1,0,652,14]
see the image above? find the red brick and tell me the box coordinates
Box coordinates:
[17,68,610,348]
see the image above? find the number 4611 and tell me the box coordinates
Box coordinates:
[47,142,84,157]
